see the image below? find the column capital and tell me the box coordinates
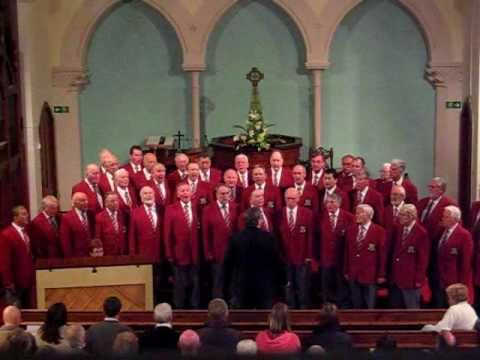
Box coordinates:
[52,66,89,93]
[425,62,463,88]
[305,61,330,70]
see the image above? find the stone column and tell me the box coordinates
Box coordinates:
[306,63,329,149]
[51,67,89,210]
[425,63,464,199]
[190,71,201,149]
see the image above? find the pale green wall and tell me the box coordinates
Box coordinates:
[323,0,435,194]
[79,2,188,164]
[203,0,311,154]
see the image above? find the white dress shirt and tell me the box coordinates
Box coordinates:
[422,301,478,332]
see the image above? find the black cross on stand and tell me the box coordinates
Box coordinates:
[174,130,185,150]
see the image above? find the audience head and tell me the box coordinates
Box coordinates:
[207,298,229,322]
[41,302,68,345]
[268,302,291,333]
[198,153,212,171]
[341,154,354,174]
[234,154,249,173]
[223,169,238,187]
[355,204,374,224]
[2,306,21,327]
[245,207,261,228]
[292,164,306,184]
[236,339,257,357]
[249,189,264,208]
[442,205,461,228]
[216,184,231,204]
[428,177,447,199]
[322,168,338,189]
[390,185,406,206]
[446,283,468,306]
[103,296,122,318]
[390,159,406,180]
[85,164,101,184]
[177,182,192,203]
[72,192,88,211]
[41,196,59,217]
[325,193,342,213]
[129,145,143,165]
[376,335,397,351]
[252,165,266,184]
[379,162,391,181]
[11,206,29,227]
[175,153,190,171]
[285,187,300,209]
[114,168,130,188]
[139,186,155,206]
[316,302,339,329]
[306,345,326,359]
[113,331,138,357]
[4,328,37,358]
[89,238,104,257]
[398,204,417,226]
[64,324,86,349]
[178,329,201,357]
[187,162,200,181]
[154,303,173,324]
[143,152,157,172]
[270,151,284,170]
[310,152,326,172]
[104,192,120,212]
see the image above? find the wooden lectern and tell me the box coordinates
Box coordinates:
[35,256,154,311]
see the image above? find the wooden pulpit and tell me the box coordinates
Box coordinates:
[35,256,154,311]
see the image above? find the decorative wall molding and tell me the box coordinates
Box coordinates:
[52,66,89,92]
[425,63,464,88]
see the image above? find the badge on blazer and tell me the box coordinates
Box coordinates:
[299,226,307,233]
[450,247,458,255]
[200,197,207,205]
[407,246,415,254]
[267,201,275,208]
[368,243,376,252]
[304,199,312,207]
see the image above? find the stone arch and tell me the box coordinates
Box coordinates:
[58,0,189,70]
[319,0,455,66]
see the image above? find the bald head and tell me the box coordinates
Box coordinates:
[285,187,300,208]
[3,306,21,327]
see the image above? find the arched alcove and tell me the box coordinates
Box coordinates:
[202,0,311,151]
[323,0,435,193]
[79,1,187,164]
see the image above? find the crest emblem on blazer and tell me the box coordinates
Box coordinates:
[299,225,307,233]
[304,199,311,207]
[267,201,275,208]
[450,247,458,255]
[199,197,207,205]
[368,243,376,252]
[407,246,415,254]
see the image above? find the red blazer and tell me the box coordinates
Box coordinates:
[380,178,419,205]
[217,185,243,205]
[98,173,116,194]
[0,225,34,291]
[391,221,429,289]
[28,212,61,259]
[297,183,319,215]
[129,206,162,261]
[241,184,282,213]
[266,168,294,191]
[115,185,138,215]
[416,196,457,237]
[349,187,385,226]
[146,180,171,211]
[320,209,354,268]
[202,201,238,263]
[132,170,152,192]
[337,173,354,193]
[306,170,325,190]
[238,207,274,233]
[166,170,188,193]
[121,162,143,179]
[164,202,200,266]
[344,222,386,285]
[190,180,214,211]
[95,210,127,256]
[71,180,103,214]
[319,187,350,214]
[237,170,253,189]
[59,210,94,257]
[200,168,222,189]
[278,207,313,265]
[435,224,473,289]
[383,205,402,234]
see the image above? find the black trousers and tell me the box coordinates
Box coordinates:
[349,280,376,309]
[174,265,200,309]
[285,264,310,309]
[321,266,350,308]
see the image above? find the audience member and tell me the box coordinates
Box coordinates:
[236,339,257,357]
[62,324,89,358]
[2,328,37,359]
[112,331,138,359]
[255,302,301,354]
[0,306,23,350]
[178,329,201,357]
[35,302,69,350]
[197,298,242,354]
[139,302,179,354]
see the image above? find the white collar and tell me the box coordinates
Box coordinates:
[326,186,337,194]
[329,209,340,218]
[155,323,172,329]
[255,182,266,190]
[144,204,156,212]
[217,200,228,209]
[287,206,298,217]
[360,186,369,196]
[74,207,86,219]
[104,317,119,322]
[360,221,372,232]
[11,222,24,234]
[393,201,405,209]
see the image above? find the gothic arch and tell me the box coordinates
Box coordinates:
[319,0,455,66]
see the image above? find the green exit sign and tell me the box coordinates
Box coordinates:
[446,101,462,109]
[53,106,70,113]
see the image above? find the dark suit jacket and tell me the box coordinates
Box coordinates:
[85,319,131,357]
[197,320,242,354]
[304,324,353,353]
[139,325,179,354]
[28,212,61,259]
[59,210,94,257]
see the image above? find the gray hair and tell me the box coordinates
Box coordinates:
[391,185,406,196]
[325,193,342,205]
[236,339,257,356]
[432,177,447,192]
[154,303,172,324]
[399,204,417,218]
[357,204,374,219]
[444,205,461,222]
[114,168,129,180]
[41,195,59,209]
[391,159,406,171]
[64,324,86,349]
